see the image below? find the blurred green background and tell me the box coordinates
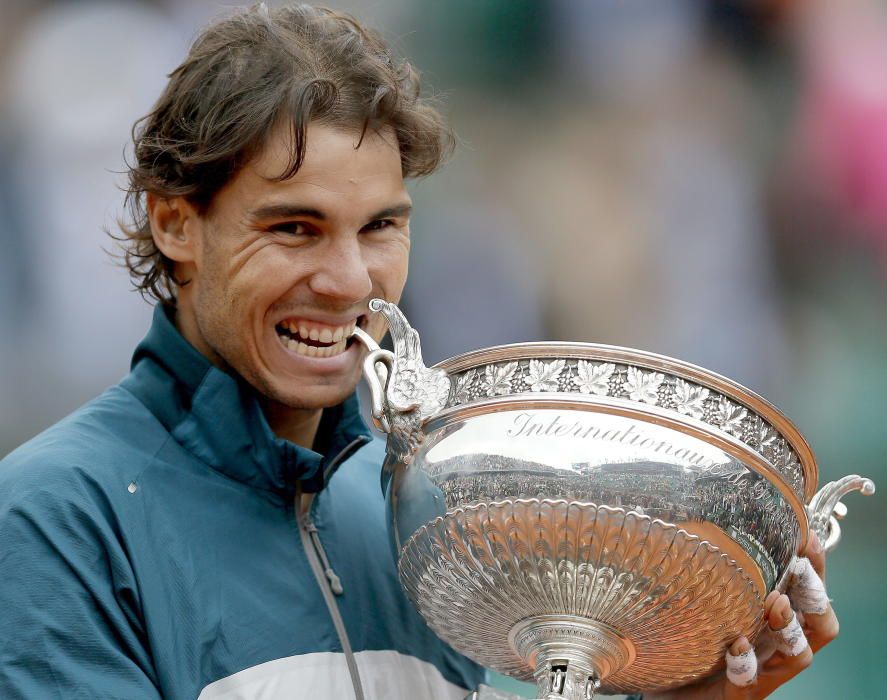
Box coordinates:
[1,0,884,697]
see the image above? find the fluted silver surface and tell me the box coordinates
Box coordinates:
[399,499,762,694]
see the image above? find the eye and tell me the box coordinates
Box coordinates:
[361,219,396,233]
[271,221,315,236]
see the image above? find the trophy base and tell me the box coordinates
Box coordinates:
[398,499,763,694]
[509,615,636,699]
[464,686,526,700]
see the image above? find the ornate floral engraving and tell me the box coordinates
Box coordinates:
[482,362,519,396]
[714,396,747,438]
[782,451,804,494]
[623,367,665,405]
[526,359,566,392]
[756,420,779,451]
[452,368,477,405]
[575,361,615,396]
[768,437,788,469]
[442,357,806,497]
[673,378,710,420]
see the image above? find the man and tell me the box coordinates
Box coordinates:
[0,4,837,699]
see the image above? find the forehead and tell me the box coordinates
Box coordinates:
[230,122,407,211]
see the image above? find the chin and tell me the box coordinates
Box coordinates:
[268,375,361,411]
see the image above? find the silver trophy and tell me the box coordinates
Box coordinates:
[352,300,875,699]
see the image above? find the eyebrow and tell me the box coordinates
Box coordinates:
[249,202,413,222]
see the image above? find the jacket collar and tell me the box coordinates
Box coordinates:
[122,304,371,498]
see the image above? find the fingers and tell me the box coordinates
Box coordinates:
[804,530,826,581]
[787,549,840,653]
[772,600,808,657]
[802,606,840,653]
[787,556,829,615]
[725,637,757,687]
[753,591,782,664]
[722,594,790,696]
[722,594,815,699]
[721,540,837,699]
[748,593,813,697]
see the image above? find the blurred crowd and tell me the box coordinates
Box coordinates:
[1,1,885,697]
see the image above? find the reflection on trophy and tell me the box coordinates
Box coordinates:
[352,300,875,700]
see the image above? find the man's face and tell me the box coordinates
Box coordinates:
[180,123,411,410]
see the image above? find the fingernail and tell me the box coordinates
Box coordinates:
[781,605,794,623]
[731,637,752,655]
[809,531,822,553]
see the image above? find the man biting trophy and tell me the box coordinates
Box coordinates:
[0,4,870,699]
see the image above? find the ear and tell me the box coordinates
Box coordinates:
[147,193,202,264]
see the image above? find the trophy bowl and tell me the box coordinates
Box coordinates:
[353,300,874,699]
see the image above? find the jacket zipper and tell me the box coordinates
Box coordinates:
[295,436,370,700]
[303,517,344,595]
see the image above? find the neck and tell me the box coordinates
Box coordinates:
[172,301,324,449]
[260,400,324,450]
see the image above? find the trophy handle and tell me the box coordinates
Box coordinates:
[352,326,396,434]
[352,300,451,465]
[807,475,876,553]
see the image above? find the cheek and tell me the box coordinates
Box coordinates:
[234,246,310,304]
[368,240,410,294]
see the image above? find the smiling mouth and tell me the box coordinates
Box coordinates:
[274,316,365,358]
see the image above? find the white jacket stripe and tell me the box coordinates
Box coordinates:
[197,650,468,700]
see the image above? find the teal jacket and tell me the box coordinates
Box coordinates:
[0,305,484,699]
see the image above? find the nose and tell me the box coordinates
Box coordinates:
[307,236,373,302]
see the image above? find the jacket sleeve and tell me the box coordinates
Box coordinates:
[0,460,162,699]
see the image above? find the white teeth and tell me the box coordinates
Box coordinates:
[331,322,356,343]
[278,331,350,359]
[281,321,358,341]
[330,339,347,356]
[278,319,358,358]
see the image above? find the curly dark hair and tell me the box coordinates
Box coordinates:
[116,2,453,305]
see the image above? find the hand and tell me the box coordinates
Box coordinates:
[643,530,838,699]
